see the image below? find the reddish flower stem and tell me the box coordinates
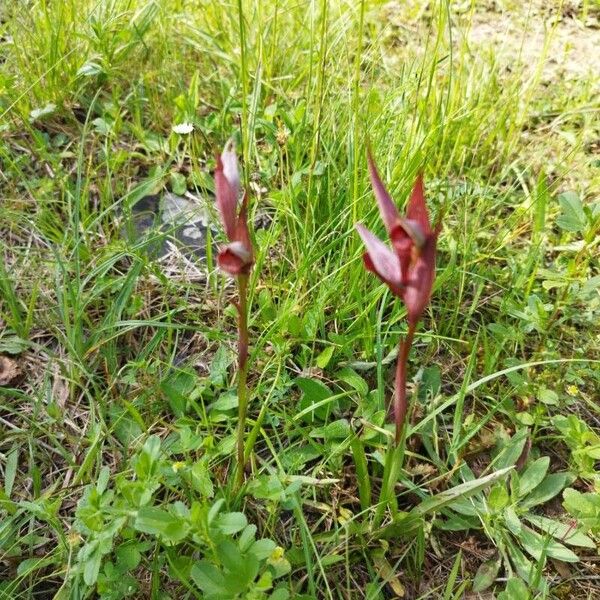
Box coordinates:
[394,321,416,445]
[235,273,250,491]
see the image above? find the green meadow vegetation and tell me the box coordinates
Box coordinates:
[1,0,599,598]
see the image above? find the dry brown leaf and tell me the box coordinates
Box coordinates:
[408,462,437,478]
[0,355,20,385]
[551,557,572,579]
[52,364,70,409]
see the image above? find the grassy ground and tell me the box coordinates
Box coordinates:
[1,0,599,598]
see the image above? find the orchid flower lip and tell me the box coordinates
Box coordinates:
[396,218,426,249]
[224,240,252,262]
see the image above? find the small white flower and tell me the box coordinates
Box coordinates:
[172,122,194,135]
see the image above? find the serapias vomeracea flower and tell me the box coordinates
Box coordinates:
[356,151,441,443]
[215,140,254,276]
[214,139,255,489]
[357,152,440,326]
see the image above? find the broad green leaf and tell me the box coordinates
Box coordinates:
[515,412,534,426]
[521,472,570,508]
[170,172,187,196]
[77,62,104,77]
[217,539,244,573]
[250,538,277,560]
[309,418,351,440]
[371,511,423,540]
[96,466,110,495]
[336,367,369,397]
[209,346,233,387]
[563,488,600,531]
[518,456,550,497]
[287,314,302,336]
[412,467,513,516]
[191,561,228,596]
[216,511,247,535]
[210,392,238,413]
[78,533,116,586]
[504,507,522,535]
[168,552,194,581]
[247,474,285,502]
[315,346,334,369]
[581,275,600,298]
[505,537,535,584]
[488,483,509,511]
[524,514,595,548]
[0,335,30,354]
[295,377,335,422]
[495,429,528,470]
[418,365,441,402]
[257,288,276,319]
[270,588,290,600]
[208,499,225,523]
[472,557,500,592]
[238,524,257,552]
[191,460,214,498]
[115,542,143,571]
[83,547,103,586]
[438,514,479,531]
[134,435,162,480]
[280,445,322,470]
[17,556,57,577]
[161,369,196,417]
[448,497,481,517]
[216,540,259,592]
[518,526,579,562]
[110,406,143,448]
[498,577,530,600]
[92,117,112,136]
[134,506,189,543]
[538,388,559,405]
[556,191,586,233]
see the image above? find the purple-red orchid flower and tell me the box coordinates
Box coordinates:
[215,141,254,276]
[356,151,441,443]
[356,152,440,327]
[214,140,255,489]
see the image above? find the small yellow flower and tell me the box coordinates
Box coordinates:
[566,385,579,397]
[172,461,186,473]
[269,546,285,561]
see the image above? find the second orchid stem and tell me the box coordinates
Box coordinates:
[375,322,416,526]
[235,273,250,491]
[394,321,416,446]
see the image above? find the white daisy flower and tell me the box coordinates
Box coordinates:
[172,122,194,135]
